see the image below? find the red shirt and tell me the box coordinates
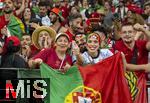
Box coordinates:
[127,4,143,14]
[33,48,72,69]
[114,39,148,103]
[114,39,148,64]
[0,15,8,38]
[30,44,40,58]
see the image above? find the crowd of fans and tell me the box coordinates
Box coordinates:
[0,0,150,102]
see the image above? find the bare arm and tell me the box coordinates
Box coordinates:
[28,58,43,69]
[141,26,150,40]
[15,0,26,16]
[133,23,150,51]
[122,52,150,73]
[146,41,150,51]
[127,63,150,73]
[126,64,145,71]
[141,27,150,51]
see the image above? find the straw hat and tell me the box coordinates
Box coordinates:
[32,26,56,49]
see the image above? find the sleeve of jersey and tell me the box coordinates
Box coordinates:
[136,40,148,51]
[32,48,50,62]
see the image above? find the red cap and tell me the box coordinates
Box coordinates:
[128,5,143,14]
[90,12,100,18]
[89,12,101,22]
[6,36,20,47]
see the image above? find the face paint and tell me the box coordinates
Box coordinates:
[87,33,101,44]
[86,33,100,53]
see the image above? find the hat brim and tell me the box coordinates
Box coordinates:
[55,33,70,42]
[89,18,101,22]
[32,26,56,49]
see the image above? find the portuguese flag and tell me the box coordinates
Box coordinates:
[7,15,25,39]
[40,52,132,103]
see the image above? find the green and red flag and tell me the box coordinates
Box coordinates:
[40,52,132,103]
[7,15,25,39]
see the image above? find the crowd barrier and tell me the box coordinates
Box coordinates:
[0,68,150,102]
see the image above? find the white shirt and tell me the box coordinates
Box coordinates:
[82,49,113,65]
[36,15,51,26]
[115,7,128,20]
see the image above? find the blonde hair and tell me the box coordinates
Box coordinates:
[128,13,145,25]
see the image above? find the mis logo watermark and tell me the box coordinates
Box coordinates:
[0,78,50,102]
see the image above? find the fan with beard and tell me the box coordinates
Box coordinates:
[71,25,84,34]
